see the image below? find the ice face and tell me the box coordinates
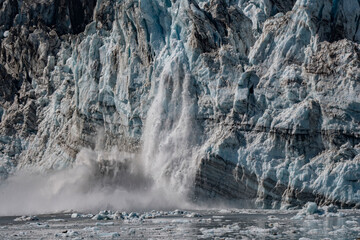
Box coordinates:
[0,0,359,213]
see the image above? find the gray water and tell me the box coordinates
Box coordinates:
[1,209,360,239]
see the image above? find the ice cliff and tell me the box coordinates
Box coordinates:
[0,0,360,209]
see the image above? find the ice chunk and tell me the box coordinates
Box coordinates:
[14,216,39,222]
[322,204,338,214]
[55,230,79,237]
[185,212,202,218]
[306,202,318,214]
[29,222,49,228]
[71,213,81,218]
[48,219,65,222]
[92,210,122,220]
[345,220,358,226]
[98,232,120,238]
[128,212,139,218]
[95,222,114,226]
[83,226,100,232]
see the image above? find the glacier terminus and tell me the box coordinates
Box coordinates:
[0,0,359,223]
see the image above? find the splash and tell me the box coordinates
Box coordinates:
[0,148,192,216]
[0,56,200,216]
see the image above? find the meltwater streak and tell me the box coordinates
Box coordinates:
[0,57,199,216]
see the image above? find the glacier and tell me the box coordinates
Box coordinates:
[0,0,359,213]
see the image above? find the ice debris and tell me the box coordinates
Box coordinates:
[91,209,202,221]
[95,222,115,226]
[92,210,123,220]
[14,215,39,222]
[71,213,93,218]
[29,222,49,228]
[83,226,100,232]
[98,232,120,238]
[185,212,202,218]
[55,230,79,238]
[292,202,340,219]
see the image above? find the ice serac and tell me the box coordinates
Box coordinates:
[0,0,360,209]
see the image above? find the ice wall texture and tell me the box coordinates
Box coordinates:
[0,0,360,209]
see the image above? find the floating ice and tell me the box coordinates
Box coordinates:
[185,212,202,218]
[92,210,122,221]
[29,222,49,228]
[14,215,39,222]
[55,230,79,238]
[305,202,318,215]
[95,222,115,226]
[98,232,120,238]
